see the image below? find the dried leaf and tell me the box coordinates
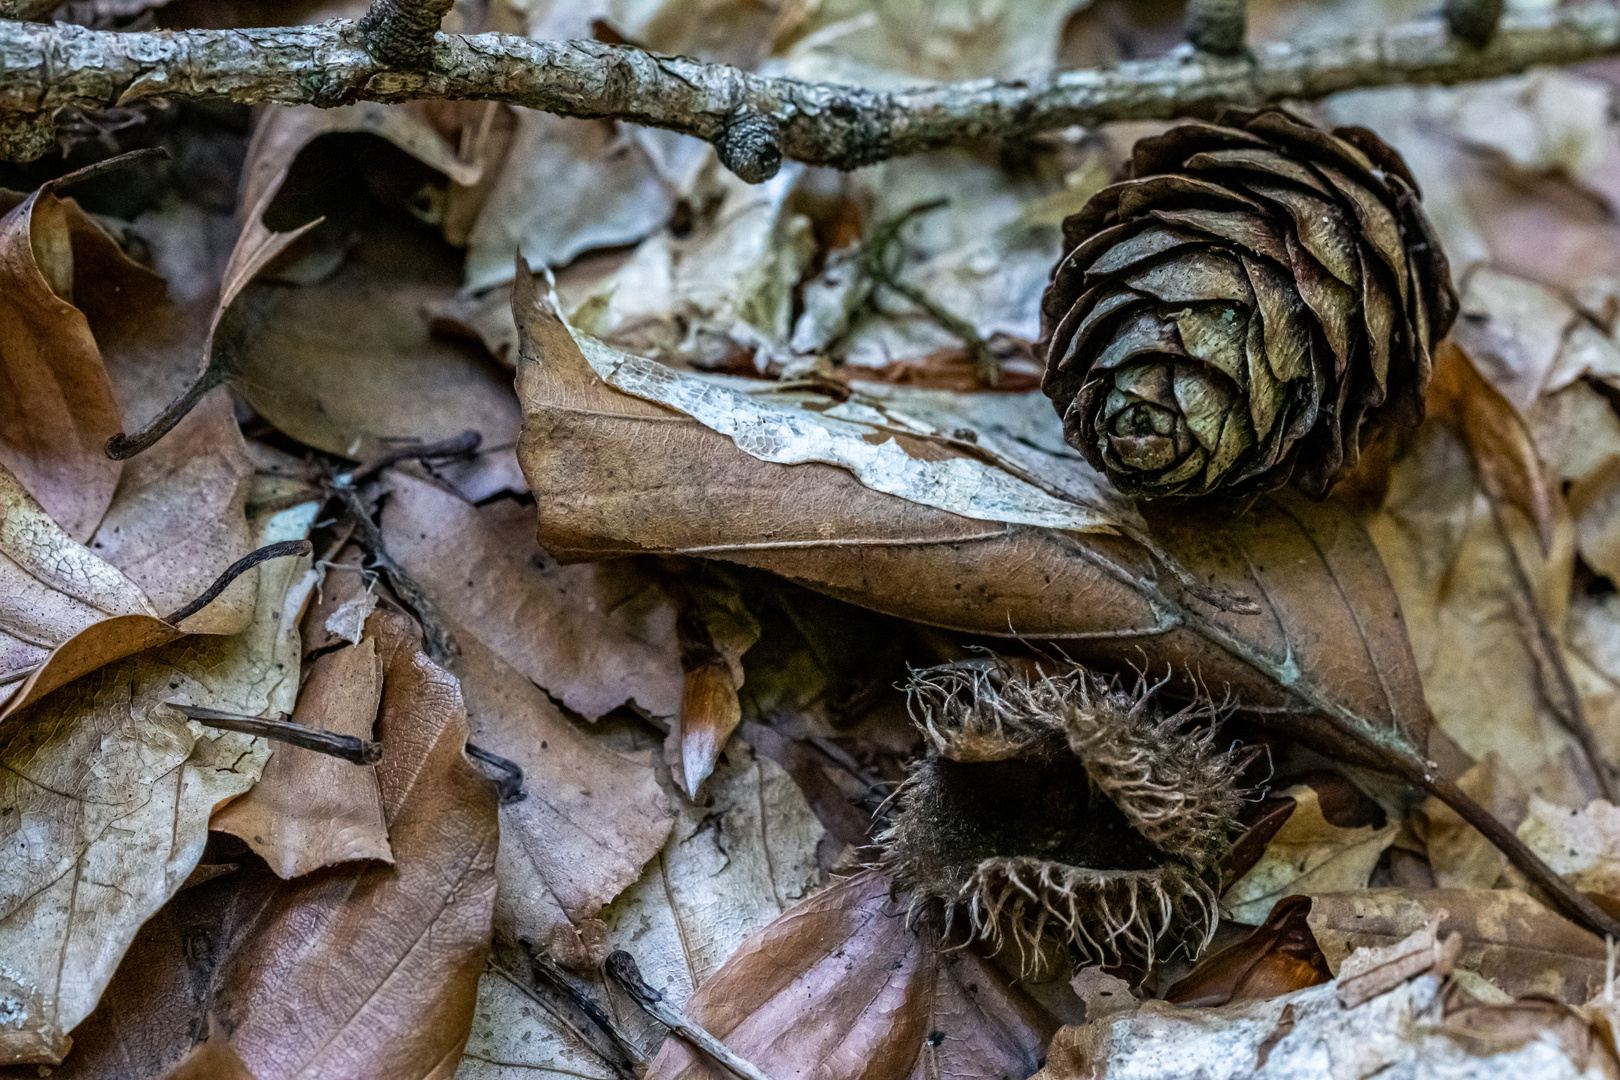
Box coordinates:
[34,609,498,1079]
[0,506,313,1065]
[1519,796,1620,899]
[379,469,684,721]
[1037,975,1602,1080]
[1335,912,1461,1008]
[209,636,392,878]
[1165,896,1332,1008]
[513,270,1437,776]
[0,185,126,542]
[1307,888,1606,1003]
[644,870,1056,1080]
[454,628,673,968]
[1223,785,1398,925]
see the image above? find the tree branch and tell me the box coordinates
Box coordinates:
[2,4,1620,171]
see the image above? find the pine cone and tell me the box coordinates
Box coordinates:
[1039,109,1458,499]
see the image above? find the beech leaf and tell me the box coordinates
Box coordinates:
[643,870,1055,1080]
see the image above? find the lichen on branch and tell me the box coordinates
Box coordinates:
[3,4,1620,171]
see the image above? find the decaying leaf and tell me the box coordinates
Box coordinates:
[1037,975,1610,1080]
[455,627,673,968]
[644,870,1056,1080]
[1334,912,1461,1008]
[0,181,127,542]
[0,505,313,1065]
[1307,888,1606,1003]
[31,608,499,1079]
[512,266,1439,779]
[1223,784,1398,925]
[379,469,684,722]
[1519,795,1620,899]
[1165,896,1332,1008]
[209,635,392,878]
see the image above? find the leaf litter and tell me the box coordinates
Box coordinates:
[17,2,1620,1079]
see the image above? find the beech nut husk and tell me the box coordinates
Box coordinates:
[1039,108,1458,499]
[881,660,1250,969]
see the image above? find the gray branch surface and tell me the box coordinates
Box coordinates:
[2,4,1620,169]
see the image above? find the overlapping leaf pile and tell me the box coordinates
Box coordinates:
[10,1,1620,1078]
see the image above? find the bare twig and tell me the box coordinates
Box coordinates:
[176,704,383,764]
[604,950,777,1080]
[465,741,526,804]
[348,430,482,485]
[4,6,1620,171]
[162,539,313,625]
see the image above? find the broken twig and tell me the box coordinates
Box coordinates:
[605,950,777,1080]
[176,704,383,765]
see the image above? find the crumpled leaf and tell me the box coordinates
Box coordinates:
[644,869,1056,1080]
[1224,785,1398,926]
[1037,975,1607,1080]
[0,505,313,1066]
[379,469,684,722]
[513,270,1437,775]
[1306,888,1606,1004]
[209,635,392,878]
[0,182,127,542]
[31,608,498,1080]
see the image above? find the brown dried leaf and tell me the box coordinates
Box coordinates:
[1307,888,1606,1003]
[380,469,684,721]
[644,870,1055,1080]
[209,636,392,878]
[454,628,673,968]
[0,186,126,542]
[33,609,498,1079]
[512,273,1435,775]
[1165,896,1332,1008]
[1223,785,1398,925]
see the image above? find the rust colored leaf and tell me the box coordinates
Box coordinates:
[645,870,1054,1080]
[380,469,684,721]
[1307,888,1606,1003]
[207,610,498,1079]
[0,185,126,542]
[209,637,392,878]
[1165,896,1332,1008]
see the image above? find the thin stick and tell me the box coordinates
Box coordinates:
[604,951,777,1080]
[176,705,383,765]
[161,539,313,625]
[348,430,482,485]
[4,6,1620,171]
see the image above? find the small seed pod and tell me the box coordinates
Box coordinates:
[881,660,1249,969]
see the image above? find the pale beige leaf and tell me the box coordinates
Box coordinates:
[1036,976,1602,1080]
[1223,785,1397,925]
[1519,795,1620,898]
[210,637,392,878]
[0,501,312,1065]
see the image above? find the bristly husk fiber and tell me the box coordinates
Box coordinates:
[883,659,1249,969]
